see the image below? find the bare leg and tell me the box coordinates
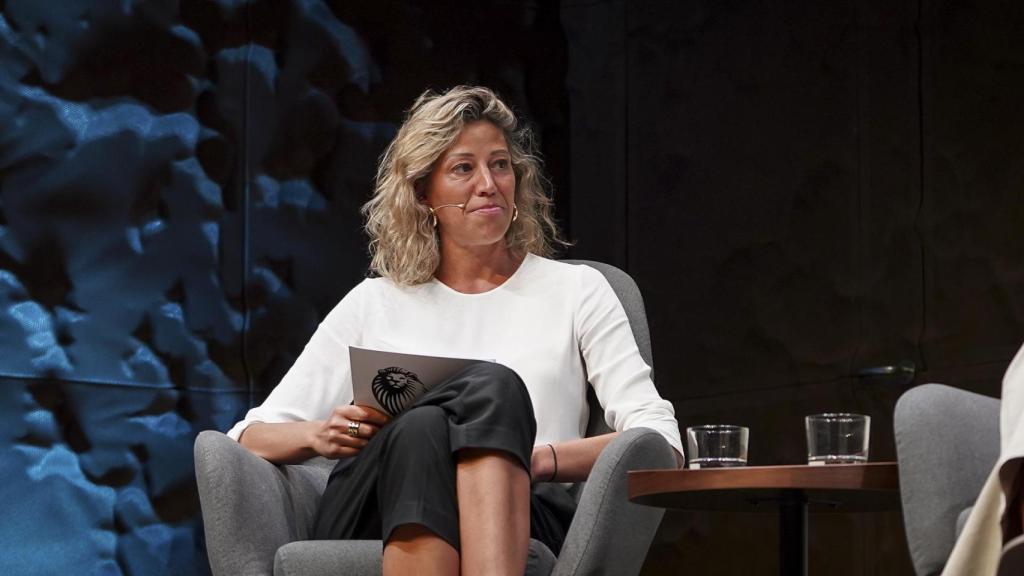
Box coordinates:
[383,524,459,576]
[457,448,531,576]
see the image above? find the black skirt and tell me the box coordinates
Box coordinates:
[312,362,577,555]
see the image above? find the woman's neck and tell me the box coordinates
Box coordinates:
[434,243,525,294]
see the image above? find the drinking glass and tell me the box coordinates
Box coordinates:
[805,413,870,465]
[686,425,749,469]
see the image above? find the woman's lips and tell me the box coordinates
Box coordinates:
[472,206,503,215]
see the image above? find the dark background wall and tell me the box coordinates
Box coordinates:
[566,0,1023,573]
[0,0,1020,574]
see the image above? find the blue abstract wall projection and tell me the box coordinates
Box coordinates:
[0,1,396,573]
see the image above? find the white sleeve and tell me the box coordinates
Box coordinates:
[225,280,367,441]
[575,266,684,457]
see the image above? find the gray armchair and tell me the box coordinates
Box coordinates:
[195,260,678,576]
[894,383,1001,576]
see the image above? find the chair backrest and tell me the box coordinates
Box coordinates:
[562,260,654,438]
[894,383,1001,575]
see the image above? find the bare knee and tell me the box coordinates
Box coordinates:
[384,524,459,576]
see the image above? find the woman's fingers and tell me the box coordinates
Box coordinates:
[313,419,368,458]
[328,406,390,435]
[353,421,379,439]
[332,404,391,427]
[312,404,394,458]
[322,444,363,459]
[355,406,392,427]
[325,425,370,446]
[329,421,378,445]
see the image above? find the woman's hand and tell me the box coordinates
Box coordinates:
[310,405,392,459]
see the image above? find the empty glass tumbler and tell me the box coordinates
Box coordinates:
[686,425,749,469]
[805,413,870,465]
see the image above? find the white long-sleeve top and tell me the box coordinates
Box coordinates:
[227,254,683,456]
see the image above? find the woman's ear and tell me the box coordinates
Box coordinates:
[413,178,427,203]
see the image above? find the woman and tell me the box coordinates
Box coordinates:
[227,86,683,575]
[942,343,1024,576]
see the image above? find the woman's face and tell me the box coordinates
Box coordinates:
[422,120,517,251]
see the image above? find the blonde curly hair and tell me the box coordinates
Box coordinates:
[362,86,567,285]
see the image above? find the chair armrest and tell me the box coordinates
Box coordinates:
[553,427,676,576]
[895,384,1001,576]
[274,540,383,576]
[194,430,331,576]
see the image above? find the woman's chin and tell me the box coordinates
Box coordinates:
[442,230,512,252]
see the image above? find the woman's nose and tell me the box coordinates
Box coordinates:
[475,167,497,195]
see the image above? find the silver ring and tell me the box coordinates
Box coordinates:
[347,420,360,438]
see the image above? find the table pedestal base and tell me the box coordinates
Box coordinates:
[779,497,808,576]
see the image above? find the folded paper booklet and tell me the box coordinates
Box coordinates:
[349,346,486,417]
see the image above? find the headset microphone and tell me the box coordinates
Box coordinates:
[432,203,467,211]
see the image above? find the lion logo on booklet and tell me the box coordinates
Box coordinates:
[372,367,427,416]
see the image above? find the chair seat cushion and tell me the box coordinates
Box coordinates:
[273,538,555,576]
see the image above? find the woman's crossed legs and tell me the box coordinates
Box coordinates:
[314,363,544,576]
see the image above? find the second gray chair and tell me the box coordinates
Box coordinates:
[894,383,1001,576]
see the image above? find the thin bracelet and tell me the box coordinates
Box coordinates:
[547,443,558,482]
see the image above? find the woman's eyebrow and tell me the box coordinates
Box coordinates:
[443,149,510,161]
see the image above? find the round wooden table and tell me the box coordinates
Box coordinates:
[628,462,900,576]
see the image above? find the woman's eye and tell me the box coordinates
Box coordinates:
[453,163,472,174]
[492,159,511,170]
